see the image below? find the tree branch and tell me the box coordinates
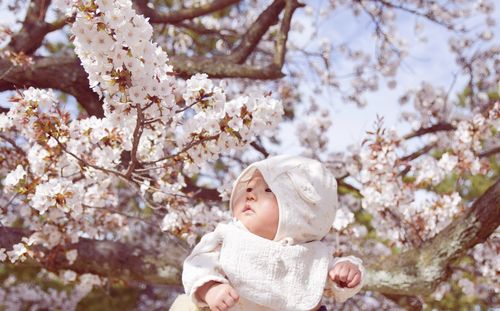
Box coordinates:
[0,55,104,117]
[250,141,269,158]
[170,55,285,79]
[0,53,283,118]
[365,178,500,295]
[183,178,222,202]
[227,0,285,64]
[6,0,54,54]
[273,0,304,68]
[0,133,27,156]
[0,227,188,285]
[374,0,461,31]
[125,106,145,178]
[403,122,455,140]
[133,0,241,24]
[479,146,500,158]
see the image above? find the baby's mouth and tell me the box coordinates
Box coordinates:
[242,204,254,213]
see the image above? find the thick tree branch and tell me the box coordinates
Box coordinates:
[0,55,104,117]
[133,0,241,24]
[170,55,284,79]
[227,0,285,64]
[0,227,188,285]
[0,53,283,118]
[7,0,54,54]
[1,180,497,293]
[365,179,500,295]
[273,0,304,68]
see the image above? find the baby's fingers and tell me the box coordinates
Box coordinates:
[223,294,237,308]
[347,272,361,288]
[328,265,341,281]
[346,267,358,283]
[228,287,240,302]
[337,265,349,282]
[215,301,230,311]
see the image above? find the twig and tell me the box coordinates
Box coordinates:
[83,203,159,227]
[142,133,219,166]
[1,193,19,214]
[125,106,145,178]
[403,123,455,140]
[250,141,269,158]
[0,134,26,155]
[51,135,129,180]
[479,146,500,158]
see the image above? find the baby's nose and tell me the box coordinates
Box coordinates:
[246,191,256,201]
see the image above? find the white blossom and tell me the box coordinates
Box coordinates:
[7,243,28,263]
[332,207,355,231]
[161,212,182,232]
[3,165,26,188]
[0,248,6,262]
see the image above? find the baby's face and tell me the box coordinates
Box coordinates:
[233,170,279,240]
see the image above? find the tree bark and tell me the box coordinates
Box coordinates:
[0,227,189,285]
[0,56,104,117]
[1,179,498,294]
[364,179,499,295]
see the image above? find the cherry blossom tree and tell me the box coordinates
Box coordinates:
[0,0,498,310]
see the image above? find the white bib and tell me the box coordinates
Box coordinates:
[216,224,330,311]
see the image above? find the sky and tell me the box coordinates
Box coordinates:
[1,1,498,157]
[272,0,498,156]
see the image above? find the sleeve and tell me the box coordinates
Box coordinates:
[326,255,365,303]
[182,228,229,307]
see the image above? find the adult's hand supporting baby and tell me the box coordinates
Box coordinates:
[328,261,362,288]
[196,281,240,311]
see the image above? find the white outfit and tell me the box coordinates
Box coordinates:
[182,155,365,310]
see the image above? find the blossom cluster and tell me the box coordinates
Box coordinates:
[0,0,283,269]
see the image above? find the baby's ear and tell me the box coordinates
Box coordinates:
[286,167,321,204]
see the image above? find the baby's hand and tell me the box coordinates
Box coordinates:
[329,261,362,288]
[204,283,239,311]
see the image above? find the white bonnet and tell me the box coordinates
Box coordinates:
[229,155,338,243]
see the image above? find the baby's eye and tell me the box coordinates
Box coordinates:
[246,187,252,192]
[265,188,273,192]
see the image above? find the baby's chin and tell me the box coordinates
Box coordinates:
[235,218,276,240]
[236,217,256,232]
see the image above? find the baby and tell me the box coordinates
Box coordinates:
[176,155,364,311]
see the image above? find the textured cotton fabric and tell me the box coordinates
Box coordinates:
[182,222,365,310]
